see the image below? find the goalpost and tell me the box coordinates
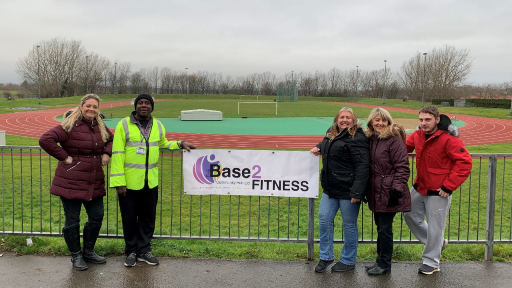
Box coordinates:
[238,102,277,115]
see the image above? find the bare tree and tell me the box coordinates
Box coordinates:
[116,62,131,94]
[130,69,146,94]
[160,67,172,94]
[219,75,234,94]
[16,38,85,97]
[326,67,343,95]
[197,71,211,94]
[148,67,159,94]
[398,55,423,101]
[399,45,472,101]
[85,54,110,94]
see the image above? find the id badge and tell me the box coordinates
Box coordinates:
[136,147,146,155]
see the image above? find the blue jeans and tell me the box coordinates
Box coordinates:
[318,193,361,265]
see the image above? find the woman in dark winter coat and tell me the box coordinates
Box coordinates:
[39,94,113,271]
[310,107,370,273]
[364,107,411,275]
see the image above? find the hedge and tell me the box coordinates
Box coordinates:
[466,99,511,109]
[431,98,454,106]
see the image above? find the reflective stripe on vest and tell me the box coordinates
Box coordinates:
[126,141,159,147]
[124,163,158,169]
[122,119,130,141]
[157,120,163,139]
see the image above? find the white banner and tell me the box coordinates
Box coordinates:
[183,149,319,198]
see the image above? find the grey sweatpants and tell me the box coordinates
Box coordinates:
[404,187,451,268]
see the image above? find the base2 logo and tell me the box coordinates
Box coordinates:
[192,154,309,192]
[193,154,221,184]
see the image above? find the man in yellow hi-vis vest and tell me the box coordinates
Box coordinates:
[110,94,195,267]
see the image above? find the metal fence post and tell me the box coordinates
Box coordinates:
[485,155,496,261]
[307,198,315,261]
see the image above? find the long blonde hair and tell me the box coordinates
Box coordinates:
[365,107,406,142]
[61,94,110,142]
[327,107,361,139]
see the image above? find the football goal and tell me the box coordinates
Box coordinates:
[238,102,277,115]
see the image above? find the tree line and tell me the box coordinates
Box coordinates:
[12,38,510,100]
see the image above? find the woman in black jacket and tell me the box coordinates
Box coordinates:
[310,107,370,273]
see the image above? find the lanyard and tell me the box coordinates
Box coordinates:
[135,118,150,143]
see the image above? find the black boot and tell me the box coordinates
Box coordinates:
[82,222,106,264]
[63,224,88,271]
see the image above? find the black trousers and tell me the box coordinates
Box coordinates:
[374,212,396,270]
[60,196,104,229]
[118,183,158,255]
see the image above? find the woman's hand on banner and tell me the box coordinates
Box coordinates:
[310,147,320,156]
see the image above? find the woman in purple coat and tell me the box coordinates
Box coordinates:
[364,107,411,275]
[39,94,113,271]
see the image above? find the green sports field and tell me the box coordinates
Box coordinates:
[104,117,334,135]
[103,117,465,135]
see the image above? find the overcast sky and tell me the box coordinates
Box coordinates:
[2,0,511,85]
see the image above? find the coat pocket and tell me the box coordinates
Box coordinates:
[330,170,353,191]
[427,167,450,187]
[66,161,82,172]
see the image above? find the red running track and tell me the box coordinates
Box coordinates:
[1,101,511,149]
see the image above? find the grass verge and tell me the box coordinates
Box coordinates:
[2,235,511,261]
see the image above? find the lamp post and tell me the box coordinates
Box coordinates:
[114,62,117,99]
[422,53,427,107]
[185,68,189,97]
[382,60,387,105]
[291,70,295,100]
[36,45,41,105]
[355,66,358,102]
[85,55,89,94]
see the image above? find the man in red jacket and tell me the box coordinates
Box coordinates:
[404,106,472,275]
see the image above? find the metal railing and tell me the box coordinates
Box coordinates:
[1,146,511,260]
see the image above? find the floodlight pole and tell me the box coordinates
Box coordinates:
[422,53,427,107]
[382,60,387,105]
[114,62,117,99]
[86,55,89,94]
[36,45,41,105]
[185,68,189,97]
[355,66,358,103]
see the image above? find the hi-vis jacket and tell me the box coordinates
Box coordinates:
[110,112,181,190]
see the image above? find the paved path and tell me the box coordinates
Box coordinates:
[1,101,511,148]
[1,252,511,288]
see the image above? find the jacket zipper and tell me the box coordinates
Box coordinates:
[373,138,384,202]
[66,161,82,171]
[325,137,333,190]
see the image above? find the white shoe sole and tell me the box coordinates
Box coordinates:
[137,258,159,265]
[419,268,440,275]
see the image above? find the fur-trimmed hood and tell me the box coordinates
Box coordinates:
[437,114,459,137]
[365,123,405,140]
